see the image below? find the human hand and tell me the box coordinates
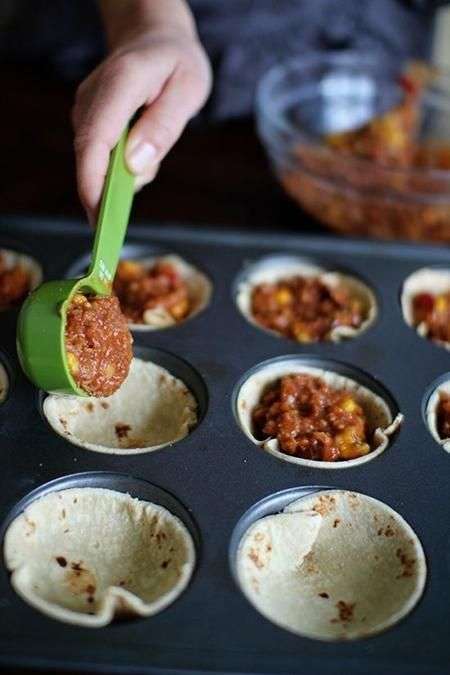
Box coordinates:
[73,19,211,224]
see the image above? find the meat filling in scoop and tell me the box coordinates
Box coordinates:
[252,374,371,461]
[65,294,133,397]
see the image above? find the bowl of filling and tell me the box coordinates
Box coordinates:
[257,52,450,242]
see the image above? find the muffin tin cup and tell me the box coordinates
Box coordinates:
[1,472,200,627]
[234,253,378,343]
[233,354,402,470]
[230,486,426,641]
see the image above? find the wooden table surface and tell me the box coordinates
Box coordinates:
[2,62,324,675]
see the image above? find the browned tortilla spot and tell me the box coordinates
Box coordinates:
[331,600,355,624]
[248,548,264,569]
[115,423,132,440]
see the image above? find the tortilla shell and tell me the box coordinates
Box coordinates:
[237,489,426,641]
[236,360,402,469]
[0,361,8,403]
[43,358,198,455]
[4,487,195,627]
[122,254,212,330]
[236,256,377,341]
[426,378,450,452]
[401,267,450,350]
[0,248,43,309]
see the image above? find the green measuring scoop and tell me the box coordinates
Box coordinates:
[17,129,135,396]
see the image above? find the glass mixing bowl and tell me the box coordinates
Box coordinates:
[257,52,450,242]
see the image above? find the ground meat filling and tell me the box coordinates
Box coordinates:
[437,393,450,439]
[65,294,133,397]
[113,260,191,324]
[412,291,450,343]
[252,374,371,462]
[250,276,366,342]
[0,254,31,308]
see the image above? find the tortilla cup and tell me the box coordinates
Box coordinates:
[43,357,198,455]
[117,254,212,330]
[4,487,195,627]
[236,256,377,341]
[0,248,43,310]
[401,267,450,349]
[237,489,426,641]
[236,359,402,469]
[0,361,8,403]
[425,378,450,452]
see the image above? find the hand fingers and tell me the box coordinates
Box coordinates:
[125,66,209,177]
[73,51,177,219]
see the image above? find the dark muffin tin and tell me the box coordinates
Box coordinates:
[0,216,449,675]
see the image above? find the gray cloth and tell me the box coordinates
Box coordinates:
[189,0,435,118]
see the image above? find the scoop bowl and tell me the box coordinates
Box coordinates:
[16,129,134,396]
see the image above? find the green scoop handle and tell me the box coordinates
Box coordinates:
[17,128,134,396]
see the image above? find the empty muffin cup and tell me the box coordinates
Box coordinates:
[43,350,204,455]
[235,255,377,343]
[235,356,402,469]
[234,488,426,641]
[3,482,196,627]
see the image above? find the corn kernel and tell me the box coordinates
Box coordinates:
[71,294,87,306]
[170,299,189,320]
[66,351,79,374]
[435,295,448,313]
[335,427,370,459]
[293,326,313,343]
[105,364,115,378]
[339,396,359,413]
[117,260,142,280]
[275,288,293,306]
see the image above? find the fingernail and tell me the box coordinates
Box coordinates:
[126,140,157,174]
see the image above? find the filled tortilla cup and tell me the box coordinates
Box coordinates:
[115,254,212,330]
[236,256,377,341]
[43,358,198,455]
[425,378,450,452]
[4,487,196,627]
[401,267,450,349]
[236,360,402,469]
[236,489,426,641]
[0,248,43,310]
[0,361,8,403]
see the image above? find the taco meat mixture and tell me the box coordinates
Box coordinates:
[252,374,370,461]
[280,62,450,242]
[412,291,450,343]
[113,259,190,324]
[0,253,31,308]
[437,392,450,439]
[65,294,133,397]
[250,276,366,342]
